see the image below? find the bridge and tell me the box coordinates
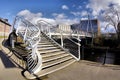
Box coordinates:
[47,30,92,38]
[37,20,93,38]
[6,16,93,79]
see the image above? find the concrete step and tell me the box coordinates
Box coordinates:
[24,58,76,79]
[41,51,65,58]
[38,42,51,45]
[37,44,55,47]
[39,49,62,53]
[42,53,69,63]
[42,56,73,69]
[37,46,58,50]
[38,40,51,43]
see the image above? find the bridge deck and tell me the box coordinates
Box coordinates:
[49,32,92,37]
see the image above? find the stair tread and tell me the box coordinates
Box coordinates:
[39,49,62,53]
[37,46,58,50]
[42,53,69,62]
[37,44,55,47]
[41,51,65,57]
[42,56,73,69]
[24,59,76,79]
[38,42,51,45]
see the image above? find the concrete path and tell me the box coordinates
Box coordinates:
[0,38,120,80]
[0,38,26,80]
[46,60,120,80]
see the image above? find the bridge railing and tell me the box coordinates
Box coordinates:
[70,30,92,37]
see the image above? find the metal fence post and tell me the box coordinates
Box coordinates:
[60,30,63,47]
[102,47,108,65]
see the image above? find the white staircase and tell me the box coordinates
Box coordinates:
[8,17,80,79]
[24,32,76,79]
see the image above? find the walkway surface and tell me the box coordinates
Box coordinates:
[0,38,120,80]
[0,38,26,80]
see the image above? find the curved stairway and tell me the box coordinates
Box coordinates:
[8,17,77,79]
[24,32,76,79]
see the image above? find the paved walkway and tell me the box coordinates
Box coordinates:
[0,38,26,80]
[0,38,120,80]
[47,61,120,80]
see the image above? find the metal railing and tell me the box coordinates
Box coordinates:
[37,20,81,61]
[11,16,42,74]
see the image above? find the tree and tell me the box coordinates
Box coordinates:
[104,5,120,41]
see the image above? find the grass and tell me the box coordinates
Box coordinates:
[0,36,8,39]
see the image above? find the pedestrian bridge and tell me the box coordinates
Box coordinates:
[6,16,93,79]
[48,30,92,37]
[38,20,93,38]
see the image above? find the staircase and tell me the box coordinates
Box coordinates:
[24,32,76,79]
[9,17,79,79]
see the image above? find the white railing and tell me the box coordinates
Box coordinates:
[37,20,81,61]
[12,16,42,74]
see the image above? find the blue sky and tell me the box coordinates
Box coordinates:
[0,0,90,24]
[0,0,120,33]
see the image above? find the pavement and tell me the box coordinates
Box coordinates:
[0,38,27,80]
[47,61,120,80]
[0,38,120,80]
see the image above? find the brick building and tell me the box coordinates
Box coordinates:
[0,18,11,36]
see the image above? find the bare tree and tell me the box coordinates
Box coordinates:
[104,5,120,40]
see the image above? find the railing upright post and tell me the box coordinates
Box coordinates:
[24,25,28,41]
[78,43,80,60]
[60,30,63,47]
[12,34,15,48]
[49,26,51,38]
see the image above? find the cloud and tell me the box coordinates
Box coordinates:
[81,11,88,16]
[70,11,88,17]
[55,18,79,25]
[17,10,79,26]
[86,0,120,33]
[100,20,117,33]
[52,13,79,25]
[17,9,56,25]
[87,0,120,16]
[81,17,88,20]
[52,13,67,19]
[70,12,81,16]
[17,9,42,18]
[78,5,82,9]
[61,5,69,10]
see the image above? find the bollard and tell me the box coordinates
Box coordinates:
[82,46,84,60]
[12,39,15,48]
[102,47,108,65]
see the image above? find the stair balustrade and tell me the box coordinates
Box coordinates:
[37,20,81,61]
[11,16,42,74]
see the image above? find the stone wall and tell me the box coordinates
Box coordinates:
[0,19,11,36]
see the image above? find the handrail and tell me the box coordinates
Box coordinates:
[11,16,42,74]
[37,20,81,61]
[41,32,80,61]
[51,29,81,60]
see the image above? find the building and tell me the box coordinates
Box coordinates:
[71,19,101,37]
[0,18,11,36]
[58,24,72,33]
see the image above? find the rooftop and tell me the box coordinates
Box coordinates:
[0,17,11,26]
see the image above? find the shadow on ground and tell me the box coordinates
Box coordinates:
[0,50,16,68]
